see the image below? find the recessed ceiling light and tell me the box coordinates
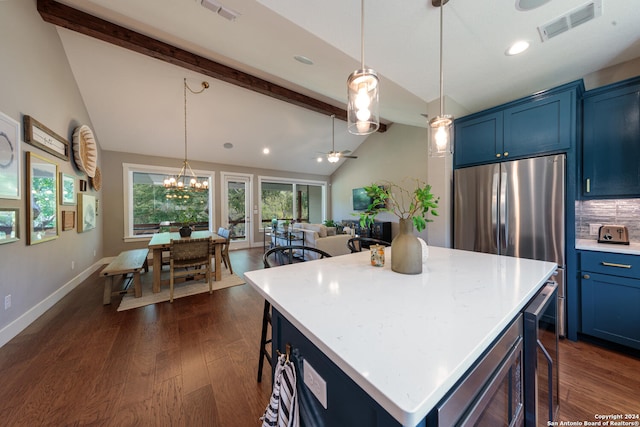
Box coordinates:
[317,157,323,162]
[515,0,552,11]
[263,148,270,154]
[506,40,530,56]
[294,55,314,65]
[224,142,234,149]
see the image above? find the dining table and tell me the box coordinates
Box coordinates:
[147,230,227,293]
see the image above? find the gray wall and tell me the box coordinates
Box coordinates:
[101,150,329,256]
[0,0,101,343]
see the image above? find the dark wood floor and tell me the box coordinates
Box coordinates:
[0,247,638,426]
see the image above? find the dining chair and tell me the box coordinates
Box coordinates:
[347,236,391,253]
[168,237,212,303]
[217,227,233,274]
[257,245,332,382]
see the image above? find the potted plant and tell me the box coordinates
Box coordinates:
[177,207,199,237]
[356,179,439,274]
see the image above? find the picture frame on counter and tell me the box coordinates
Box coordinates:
[0,207,20,244]
[27,152,59,245]
[60,172,76,205]
[23,115,70,161]
[0,111,21,200]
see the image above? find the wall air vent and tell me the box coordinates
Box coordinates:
[537,0,602,42]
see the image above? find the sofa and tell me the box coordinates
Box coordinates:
[291,223,352,258]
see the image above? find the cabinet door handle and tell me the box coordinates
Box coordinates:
[496,153,501,158]
[503,151,509,157]
[586,178,590,193]
[601,262,632,269]
[583,274,590,279]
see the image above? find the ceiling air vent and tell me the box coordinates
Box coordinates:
[537,0,602,42]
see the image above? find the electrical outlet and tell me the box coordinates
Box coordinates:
[590,223,602,236]
[4,294,11,310]
[303,359,327,409]
[71,261,75,270]
[94,249,96,257]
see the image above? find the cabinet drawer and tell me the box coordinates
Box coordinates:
[580,251,640,279]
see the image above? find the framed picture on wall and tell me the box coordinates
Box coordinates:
[60,172,76,205]
[27,152,59,245]
[0,111,21,200]
[0,207,20,244]
[78,193,96,232]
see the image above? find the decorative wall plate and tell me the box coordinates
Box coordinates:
[90,166,102,191]
[72,125,97,177]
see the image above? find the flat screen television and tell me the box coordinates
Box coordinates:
[352,187,385,211]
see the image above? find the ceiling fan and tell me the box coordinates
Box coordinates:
[319,115,358,163]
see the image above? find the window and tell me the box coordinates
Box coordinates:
[259,176,326,229]
[123,163,214,240]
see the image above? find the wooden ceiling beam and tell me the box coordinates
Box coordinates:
[36,0,388,132]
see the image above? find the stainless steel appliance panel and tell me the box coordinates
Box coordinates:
[524,281,559,427]
[502,155,565,266]
[454,163,501,255]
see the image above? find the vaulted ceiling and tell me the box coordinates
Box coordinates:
[40,0,640,175]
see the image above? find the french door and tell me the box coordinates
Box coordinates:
[221,172,252,250]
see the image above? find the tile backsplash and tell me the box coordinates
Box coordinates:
[575,199,640,242]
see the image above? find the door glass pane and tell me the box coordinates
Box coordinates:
[227,180,246,241]
[132,171,210,235]
[296,184,323,223]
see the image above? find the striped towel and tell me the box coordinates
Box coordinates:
[261,354,299,427]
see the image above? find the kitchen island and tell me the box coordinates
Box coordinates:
[245,246,557,426]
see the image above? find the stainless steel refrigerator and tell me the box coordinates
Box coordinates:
[454,153,566,336]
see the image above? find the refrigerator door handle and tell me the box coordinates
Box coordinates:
[491,171,500,249]
[499,171,507,253]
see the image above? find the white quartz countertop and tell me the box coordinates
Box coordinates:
[576,238,640,255]
[244,246,557,426]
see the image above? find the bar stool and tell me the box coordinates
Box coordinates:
[257,245,332,382]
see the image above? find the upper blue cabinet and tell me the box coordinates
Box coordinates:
[582,77,640,198]
[454,81,582,168]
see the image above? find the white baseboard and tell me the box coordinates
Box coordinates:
[0,258,107,348]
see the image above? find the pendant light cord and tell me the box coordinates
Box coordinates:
[360,0,365,69]
[438,1,444,116]
[184,78,188,163]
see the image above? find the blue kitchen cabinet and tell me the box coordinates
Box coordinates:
[582,78,640,198]
[579,250,640,350]
[454,81,580,168]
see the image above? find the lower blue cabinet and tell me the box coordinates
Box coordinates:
[580,251,640,350]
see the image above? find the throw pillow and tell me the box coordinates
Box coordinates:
[306,224,327,238]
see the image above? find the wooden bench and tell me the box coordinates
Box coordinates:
[100,249,149,305]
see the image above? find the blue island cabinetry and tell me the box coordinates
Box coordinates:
[579,250,640,350]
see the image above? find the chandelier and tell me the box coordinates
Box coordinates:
[164,78,210,191]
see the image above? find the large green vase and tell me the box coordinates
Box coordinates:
[391,218,422,274]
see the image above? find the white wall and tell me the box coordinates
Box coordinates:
[0,0,102,346]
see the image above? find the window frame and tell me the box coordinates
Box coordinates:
[122,162,215,242]
[258,175,327,231]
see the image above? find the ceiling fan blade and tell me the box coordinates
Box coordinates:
[339,150,352,155]
[343,155,358,159]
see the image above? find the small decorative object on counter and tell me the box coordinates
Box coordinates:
[370,244,385,267]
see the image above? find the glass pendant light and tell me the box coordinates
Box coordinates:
[347,0,379,135]
[429,0,454,157]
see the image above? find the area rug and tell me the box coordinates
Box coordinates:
[117,268,245,311]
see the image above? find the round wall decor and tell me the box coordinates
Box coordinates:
[72,125,98,178]
[90,166,102,191]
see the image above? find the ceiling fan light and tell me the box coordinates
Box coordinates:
[327,153,340,163]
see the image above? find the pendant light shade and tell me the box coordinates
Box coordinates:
[347,0,380,135]
[429,0,454,157]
